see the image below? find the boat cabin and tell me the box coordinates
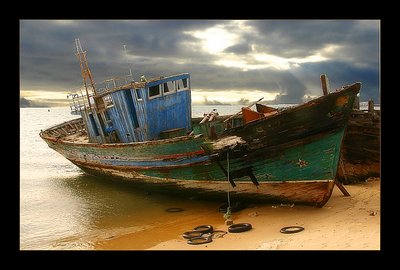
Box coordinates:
[68,73,192,143]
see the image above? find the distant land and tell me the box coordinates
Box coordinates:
[199,97,252,106]
[20,97,49,108]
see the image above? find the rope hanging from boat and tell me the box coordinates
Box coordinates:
[223,151,232,220]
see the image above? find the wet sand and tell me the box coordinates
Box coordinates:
[95,178,380,250]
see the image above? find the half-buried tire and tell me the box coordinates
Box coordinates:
[228,223,252,233]
[193,225,213,234]
[280,226,304,234]
[165,207,184,212]
[182,231,203,239]
[187,236,212,245]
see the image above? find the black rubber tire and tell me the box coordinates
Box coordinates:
[182,231,203,239]
[165,207,184,212]
[228,223,252,233]
[280,226,304,234]
[193,225,213,234]
[187,236,212,245]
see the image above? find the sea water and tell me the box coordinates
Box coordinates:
[19,106,247,250]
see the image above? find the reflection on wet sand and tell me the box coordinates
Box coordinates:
[58,173,226,250]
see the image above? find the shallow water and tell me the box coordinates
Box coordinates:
[19,106,247,250]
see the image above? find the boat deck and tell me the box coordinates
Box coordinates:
[40,118,89,143]
[62,131,89,143]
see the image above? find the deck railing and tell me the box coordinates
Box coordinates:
[96,75,133,95]
[68,75,134,114]
[67,89,93,114]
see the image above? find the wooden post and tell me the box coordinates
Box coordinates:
[320,74,329,96]
[336,158,351,196]
[335,179,351,196]
[368,99,374,113]
[353,95,360,110]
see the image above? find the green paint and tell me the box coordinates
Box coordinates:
[138,129,345,182]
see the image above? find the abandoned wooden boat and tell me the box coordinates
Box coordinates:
[199,83,360,206]
[39,39,360,207]
[337,100,380,184]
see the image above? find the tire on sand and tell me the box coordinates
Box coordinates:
[228,223,252,233]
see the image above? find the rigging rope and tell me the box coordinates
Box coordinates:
[224,151,232,220]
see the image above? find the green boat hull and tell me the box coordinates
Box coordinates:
[40,83,360,206]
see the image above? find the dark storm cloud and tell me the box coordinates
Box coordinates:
[20,20,380,105]
[20,20,222,90]
[248,20,354,56]
[246,20,379,63]
[298,60,379,102]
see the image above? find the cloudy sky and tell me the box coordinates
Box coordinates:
[20,20,380,106]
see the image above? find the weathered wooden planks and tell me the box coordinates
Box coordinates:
[337,109,380,184]
[39,82,360,206]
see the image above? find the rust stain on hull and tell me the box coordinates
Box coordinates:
[72,160,334,207]
[39,82,360,207]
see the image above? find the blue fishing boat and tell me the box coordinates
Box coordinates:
[40,39,360,207]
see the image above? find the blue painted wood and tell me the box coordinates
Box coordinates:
[81,111,100,143]
[145,89,191,140]
[145,74,191,140]
[103,73,191,142]
[106,88,146,142]
[146,74,190,87]
[130,88,148,141]
[108,92,130,142]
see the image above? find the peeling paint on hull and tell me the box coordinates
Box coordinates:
[42,128,343,206]
[40,83,360,207]
[71,162,335,207]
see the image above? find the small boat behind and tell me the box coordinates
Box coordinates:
[337,99,380,184]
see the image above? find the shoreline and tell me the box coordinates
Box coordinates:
[95,178,380,250]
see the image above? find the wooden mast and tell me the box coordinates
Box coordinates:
[75,38,106,142]
[75,38,97,109]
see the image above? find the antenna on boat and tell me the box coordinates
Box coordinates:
[123,44,134,82]
[75,38,97,109]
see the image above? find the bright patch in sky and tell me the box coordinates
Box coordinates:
[21,90,70,101]
[185,25,239,54]
[218,43,342,70]
[52,20,75,25]
[186,23,339,71]
[215,52,328,71]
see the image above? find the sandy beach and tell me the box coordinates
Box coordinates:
[95,178,380,250]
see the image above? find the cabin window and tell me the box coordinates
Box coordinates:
[176,78,190,91]
[103,94,114,107]
[135,89,143,101]
[149,84,162,99]
[182,78,188,88]
[163,81,176,95]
